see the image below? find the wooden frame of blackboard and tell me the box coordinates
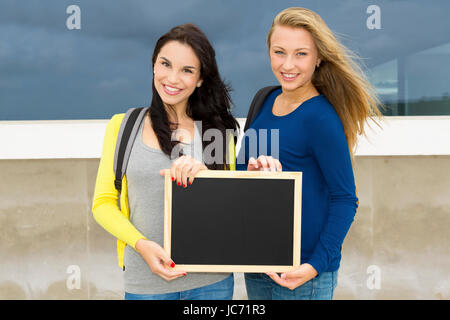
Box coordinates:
[163,170,302,273]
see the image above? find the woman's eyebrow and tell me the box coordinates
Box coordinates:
[160,56,171,63]
[160,56,196,69]
[272,45,310,51]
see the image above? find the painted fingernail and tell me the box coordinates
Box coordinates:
[172,177,175,181]
[183,273,187,276]
[188,181,191,185]
[171,262,175,268]
[177,182,181,186]
[183,184,186,188]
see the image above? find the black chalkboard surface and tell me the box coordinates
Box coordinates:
[163,170,302,272]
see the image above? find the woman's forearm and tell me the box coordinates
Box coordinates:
[92,201,146,250]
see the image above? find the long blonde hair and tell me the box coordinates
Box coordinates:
[268,7,383,156]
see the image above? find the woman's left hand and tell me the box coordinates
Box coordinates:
[266,263,318,290]
[160,155,207,187]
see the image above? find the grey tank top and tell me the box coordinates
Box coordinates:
[123,116,230,294]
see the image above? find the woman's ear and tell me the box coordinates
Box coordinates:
[196,80,203,87]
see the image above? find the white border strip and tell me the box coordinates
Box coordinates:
[0,117,449,159]
[354,116,450,156]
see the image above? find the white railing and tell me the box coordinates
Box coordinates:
[1,117,450,159]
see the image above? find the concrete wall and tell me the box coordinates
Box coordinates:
[0,156,449,299]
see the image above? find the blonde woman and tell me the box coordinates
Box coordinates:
[236,7,382,299]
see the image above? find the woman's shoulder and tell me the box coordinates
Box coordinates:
[107,113,126,128]
[250,85,281,104]
[103,113,127,138]
[254,85,281,96]
[110,112,126,122]
[109,107,149,125]
[307,94,333,111]
[303,95,344,130]
[305,95,338,117]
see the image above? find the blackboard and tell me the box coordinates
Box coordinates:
[163,170,302,273]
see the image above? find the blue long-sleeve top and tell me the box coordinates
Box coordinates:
[236,88,358,275]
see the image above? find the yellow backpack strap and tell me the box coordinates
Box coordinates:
[226,131,236,171]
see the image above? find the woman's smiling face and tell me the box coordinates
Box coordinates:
[153,40,202,109]
[269,25,320,93]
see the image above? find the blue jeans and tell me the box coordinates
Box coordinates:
[124,274,234,300]
[245,270,338,300]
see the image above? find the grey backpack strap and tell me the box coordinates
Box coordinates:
[113,107,149,193]
[243,86,281,132]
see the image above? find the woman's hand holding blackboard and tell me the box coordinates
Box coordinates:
[247,155,282,172]
[160,155,207,187]
[266,263,318,290]
[135,239,187,281]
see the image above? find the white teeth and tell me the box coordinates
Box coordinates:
[282,73,297,78]
[164,85,181,92]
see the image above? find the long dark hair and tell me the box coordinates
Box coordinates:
[149,23,239,169]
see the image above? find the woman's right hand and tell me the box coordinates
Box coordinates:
[247,155,282,172]
[135,238,187,281]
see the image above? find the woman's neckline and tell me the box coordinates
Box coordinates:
[139,117,197,154]
[271,90,323,118]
